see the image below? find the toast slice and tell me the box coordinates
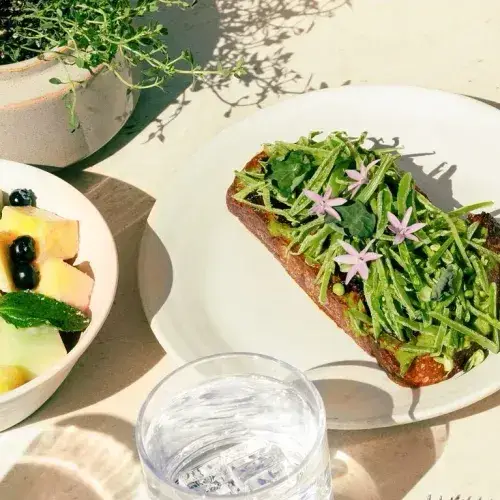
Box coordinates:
[226,139,500,387]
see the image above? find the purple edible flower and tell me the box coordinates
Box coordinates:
[334,240,382,285]
[303,186,347,220]
[346,159,380,197]
[387,207,426,245]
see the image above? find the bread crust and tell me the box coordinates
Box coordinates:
[227,152,462,387]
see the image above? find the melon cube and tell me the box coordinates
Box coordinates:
[0,318,66,379]
[0,366,30,393]
[0,206,79,261]
[0,231,15,293]
[36,258,94,312]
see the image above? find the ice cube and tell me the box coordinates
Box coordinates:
[228,440,291,489]
[174,439,292,495]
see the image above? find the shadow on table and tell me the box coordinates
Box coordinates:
[17,172,165,425]
[1,408,448,500]
[74,0,348,169]
[467,94,500,111]
[307,360,449,500]
[0,414,143,500]
[330,420,449,500]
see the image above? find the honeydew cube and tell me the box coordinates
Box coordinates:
[0,231,15,293]
[0,318,66,379]
[36,258,94,312]
[0,206,79,261]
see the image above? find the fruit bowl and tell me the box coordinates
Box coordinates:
[0,159,118,430]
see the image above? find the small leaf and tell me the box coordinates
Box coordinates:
[49,77,63,85]
[431,265,455,300]
[267,151,314,199]
[464,349,486,372]
[397,172,413,217]
[325,216,345,235]
[0,292,90,332]
[395,348,418,376]
[336,201,376,238]
[182,49,194,65]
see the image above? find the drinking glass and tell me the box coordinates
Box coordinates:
[136,352,332,499]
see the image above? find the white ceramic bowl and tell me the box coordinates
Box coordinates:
[0,159,118,430]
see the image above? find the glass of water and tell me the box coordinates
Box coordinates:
[136,352,332,500]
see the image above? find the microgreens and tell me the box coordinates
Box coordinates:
[232,129,500,377]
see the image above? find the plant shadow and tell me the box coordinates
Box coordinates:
[17,172,165,425]
[73,0,350,169]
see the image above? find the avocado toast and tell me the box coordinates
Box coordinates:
[226,131,500,387]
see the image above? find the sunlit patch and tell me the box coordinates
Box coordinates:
[330,450,380,500]
[0,425,142,500]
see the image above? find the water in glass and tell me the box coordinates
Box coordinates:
[143,374,332,499]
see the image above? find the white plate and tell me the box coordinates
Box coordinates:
[138,85,500,429]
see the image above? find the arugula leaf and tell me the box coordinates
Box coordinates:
[336,201,376,238]
[267,151,314,198]
[0,292,90,332]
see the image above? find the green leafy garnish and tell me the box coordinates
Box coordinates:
[0,292,90,332]
[267,152,314,199]
[464,349,486,372]
[431,265,455,300]
[232,129,500,378]
[336,201,376,238]
[395,349,418,376]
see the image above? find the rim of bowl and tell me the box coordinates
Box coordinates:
[135,351,327,499]
[0,159,119,404]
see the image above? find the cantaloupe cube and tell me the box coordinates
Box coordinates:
[36,258,94,312]
[0,231,15,293]
[0,206,79,261]
[0,318,66,379]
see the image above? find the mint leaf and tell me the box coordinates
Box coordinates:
[336,201,376,238]
[267,151,314,198]
[0,292,90,332]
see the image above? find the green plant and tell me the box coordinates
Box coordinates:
[0,0,245,129]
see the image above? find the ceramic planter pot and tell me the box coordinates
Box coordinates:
[0,53,139,168]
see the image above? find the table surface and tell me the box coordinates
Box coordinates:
[1,1,500,498]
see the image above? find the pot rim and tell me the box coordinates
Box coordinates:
[0,47,68,74]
